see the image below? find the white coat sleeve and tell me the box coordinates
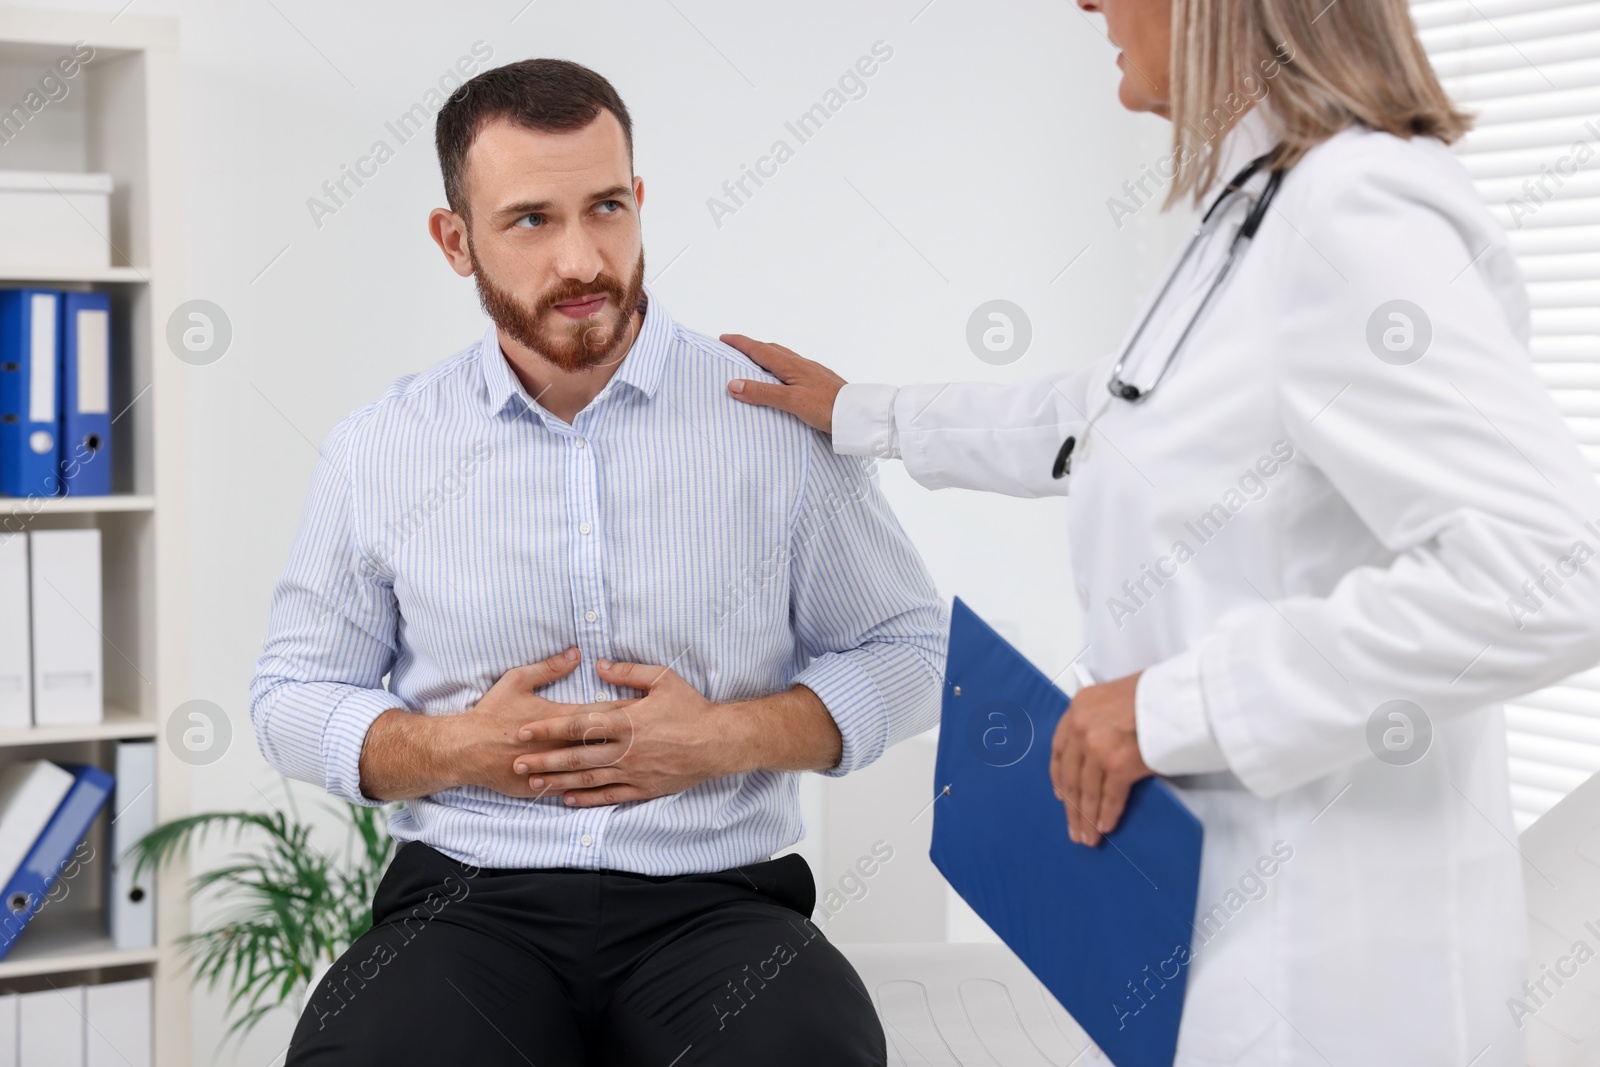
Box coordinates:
[830,363,1103,498]
[1141,140,1600,796]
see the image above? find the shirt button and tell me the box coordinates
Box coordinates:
[579,521,592,535]
[584,608,598,623]
[574,438,587,449]
[580,833,594,847]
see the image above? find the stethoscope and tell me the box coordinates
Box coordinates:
[1105,148,1287,403]
[1050,148,1286,480]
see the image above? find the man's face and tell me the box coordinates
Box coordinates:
[458,112,645,372]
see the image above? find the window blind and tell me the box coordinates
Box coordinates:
[1413,0,1600,830]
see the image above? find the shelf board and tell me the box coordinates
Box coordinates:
[0,706,156,747]
[1,494,154,515]
[0,266,148,285]
[0,913,159,981]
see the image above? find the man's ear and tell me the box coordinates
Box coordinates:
[429,207,476,278]
[633,176,645,213]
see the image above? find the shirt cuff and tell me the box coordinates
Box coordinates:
[832,383,901,459]
[1135,649,1229,776]
[792,651,891,778]
[321,687,404,807]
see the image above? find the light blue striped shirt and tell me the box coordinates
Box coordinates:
[249,289,945,874]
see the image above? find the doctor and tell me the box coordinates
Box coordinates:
[722,0,1600,1063]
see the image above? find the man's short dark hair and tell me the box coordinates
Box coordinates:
[435,58,633,218]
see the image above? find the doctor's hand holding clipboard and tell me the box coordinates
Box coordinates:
[720,1,1600,1064]
[1050,663,1149,848]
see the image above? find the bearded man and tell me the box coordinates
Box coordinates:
[251,57,943,1067]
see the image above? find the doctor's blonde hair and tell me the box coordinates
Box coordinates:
[1166,0,1471,207]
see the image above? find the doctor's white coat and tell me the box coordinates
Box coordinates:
[833,108,1600,1065]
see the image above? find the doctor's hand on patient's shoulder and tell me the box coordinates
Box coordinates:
[1051,672,1153,848]
[721,334,846,434]
[356,648,636,803]
[507,660,747,808]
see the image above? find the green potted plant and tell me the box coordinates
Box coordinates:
[129,787,397,1043]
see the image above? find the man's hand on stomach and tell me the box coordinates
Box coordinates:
[509,661,841,808]
[357,648,635,802]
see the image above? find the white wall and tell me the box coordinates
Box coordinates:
[15,1,1187,1062]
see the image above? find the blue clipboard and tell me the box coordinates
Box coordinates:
[930,598,1204,1067]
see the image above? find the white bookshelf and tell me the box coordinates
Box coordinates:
[3,494,154,515]
[0,6,190,1065]
[0,265,146,284]
[0,705,156,746]
[0,913,161,981]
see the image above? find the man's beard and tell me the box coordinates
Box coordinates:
[471,244,646,373]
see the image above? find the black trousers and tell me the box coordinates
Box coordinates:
[287,841,886,1066]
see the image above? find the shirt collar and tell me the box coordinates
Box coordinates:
[479,284,671,418]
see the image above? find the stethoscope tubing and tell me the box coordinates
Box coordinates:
[1105,148,1288,404]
